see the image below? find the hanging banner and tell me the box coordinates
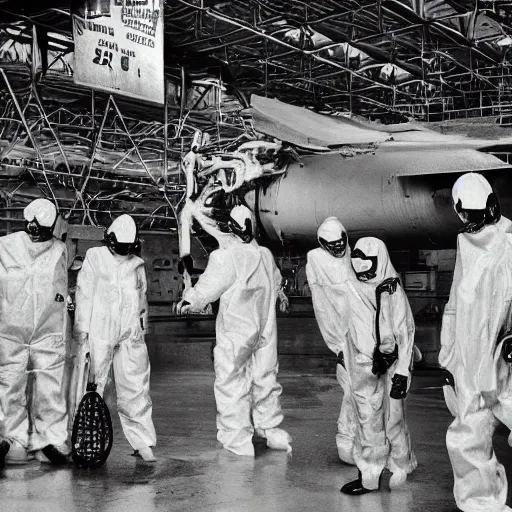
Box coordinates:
[72,0,164,105]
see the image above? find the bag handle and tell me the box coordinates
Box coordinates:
[85,338,98,392]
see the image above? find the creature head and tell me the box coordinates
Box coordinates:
[452,173,500,234]
[23,198,57,243]
[317,217,348,258]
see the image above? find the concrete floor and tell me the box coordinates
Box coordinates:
[2,371,512,512]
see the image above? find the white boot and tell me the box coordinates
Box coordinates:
[137,447,156,462]
[218,429,255,457]
[257,428,292,453]
[389,469,407,489]
[225,442,255,457]
[5,440,30,464]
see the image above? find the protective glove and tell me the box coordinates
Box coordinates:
[390,373,408,400]
[372,345,398,377]
[279,295,290,314]
[502,335,512,363]
[444,369,455,387]
[376,278,399,297]
[336,351,345,369]
[174,299,191,316]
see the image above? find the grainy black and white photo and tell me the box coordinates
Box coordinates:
[1,1,512,511]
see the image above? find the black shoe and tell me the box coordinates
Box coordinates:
[340,478,362,492]
[41,445,68,466]
[0,440,10,470]
[340,478,376,495]
[340,471,379,496]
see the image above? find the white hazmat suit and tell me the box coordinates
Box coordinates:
[0,199,69,462]
[74,215,156,461]
[346,237,417,491]
[180,205,291,457]
[306,217,357,464]
[440,173,512,512]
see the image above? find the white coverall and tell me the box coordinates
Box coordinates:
[440,214,512,512]
[74,246,156,452]
[347,237,417,490]
[0,231,69,453]
[183,239,290,456]
[306,219,357,464]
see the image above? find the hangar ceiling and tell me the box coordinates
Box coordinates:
[0,1,512,236]
[2,1,512,119]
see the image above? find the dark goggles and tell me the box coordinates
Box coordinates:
[319,232,348,258]
[351,248,378,281]
[227,218,253,243]
[104,231,140,256]
[25,218,54,243]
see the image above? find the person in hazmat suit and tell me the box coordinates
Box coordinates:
[175,205,292,457]
[440,172,512,512]
[305,217,357,464]
[74,214,157,462]
[0,198,70,468]
[340,236,417,495]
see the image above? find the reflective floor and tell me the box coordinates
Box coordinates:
[2,371,512,512]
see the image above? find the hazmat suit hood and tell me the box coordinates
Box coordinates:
[230,205,251,228]
[352,237,398,284]
[227,205,254,243]
[23,198,57,243]
[452,172,492,210]
[105,214,140,256]
[311,217,353,284]
[452,172,500,234]
[317,217,349,258]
